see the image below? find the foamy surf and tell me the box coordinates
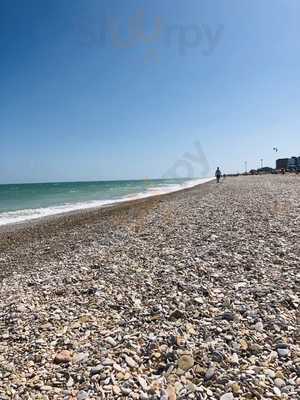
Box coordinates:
[0,178,214,226]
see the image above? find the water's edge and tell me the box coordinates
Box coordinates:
[0,178,214,226]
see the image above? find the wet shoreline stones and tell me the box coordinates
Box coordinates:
[0,175,300,399]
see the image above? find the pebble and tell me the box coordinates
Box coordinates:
[167,386,177,400]
[16,305,27,313]
[138,377,148,391]
[178,355,194,371]
[102,358,114,366]
[273,386,281,396]
[67,377,74,387]
[274,378,285,388]
[73,352,89,363]
[205,367,216,381]
[231,383,241,394]
[77,390,89,400]
[53,350,72,364]
[217,312,235,321]
[277,348,290,357]
[254,321,264,331]
[220,393,234,400]
[240,339,248,351]
[105,336,117,347]
[124,355,138,368]
[90,365,103,376]
[229,353,239,364]
[112,385,121,395]
[265,368,276,378]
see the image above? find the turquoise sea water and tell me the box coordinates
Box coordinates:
[0,178,213,226]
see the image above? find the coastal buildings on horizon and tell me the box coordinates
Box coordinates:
[276,156,300,172]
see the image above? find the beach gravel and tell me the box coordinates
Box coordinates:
[0,175,299,399]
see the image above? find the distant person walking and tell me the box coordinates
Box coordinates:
[215,167,222,183]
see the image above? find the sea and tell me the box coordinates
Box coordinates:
[0,177,213,226]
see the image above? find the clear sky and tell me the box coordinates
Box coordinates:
[1,0,300,183]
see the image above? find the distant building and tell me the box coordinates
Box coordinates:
[257,167,274,174]
[276,158,289,170]
[276,156,300,171]
[289,157,297,170]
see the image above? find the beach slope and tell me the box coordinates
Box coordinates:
[0,176,299,399]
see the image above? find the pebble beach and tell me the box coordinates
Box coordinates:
[0,175,299,399]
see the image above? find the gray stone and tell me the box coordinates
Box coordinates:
[277,348,290,357]
[205,367,216,381]
[220,393,234,400]
[274,378,285,388]
[77,391,89,400]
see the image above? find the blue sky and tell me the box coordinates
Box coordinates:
[1,0,300,183]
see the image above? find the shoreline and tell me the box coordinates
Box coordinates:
[0,179,215,254]
[0,177,214,232]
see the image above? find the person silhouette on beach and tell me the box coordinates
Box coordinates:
[215,167,222,183]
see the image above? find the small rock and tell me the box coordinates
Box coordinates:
[220,393,234,400]
[254,321,264,331]
[265,369,276,378]
[77,391,89,400]
[90,365,104,375]
[187,383,196,393]
[53,350,72,364]
[174,382,183,394]
[73,352,89,363]
[273,387,281,396]
[113,363,123,372]
[125,355,138,368]
[229,353,239,364]
[217,312,236,321]
[176,336,185,347]
[274,378,285,388]
[231,383,241,394]
[194,297,204,304]
[112,385,121,396]
[240,339,248,351]
[177,355,194,371]
[167,386,177,400]
[67,376,74,387]
[16,305,27,313]
[102,358,114,366]
[175,368,185,376]
[205,367,216,381]
[249,343,262,354]
[276,343,289,349]
[275,371,285,379]
[138,377,148,391]
[277,348,290,358]
[105,337,117,347]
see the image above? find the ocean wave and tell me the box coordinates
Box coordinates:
[0,178,214,226]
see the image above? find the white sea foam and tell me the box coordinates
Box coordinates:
[0,177,214,226]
